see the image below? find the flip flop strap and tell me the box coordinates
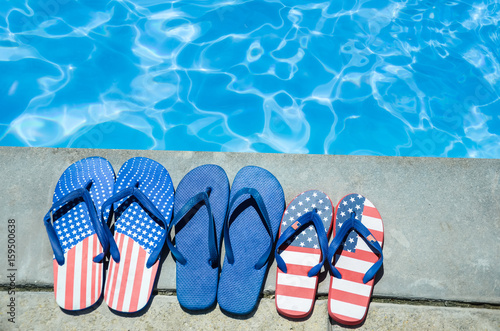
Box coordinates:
[166,191,218,267]
[101,184,169,268]
[224,187,273,270]
[43,180,108,266]
[327,212,383,284]
[275,211,329,277]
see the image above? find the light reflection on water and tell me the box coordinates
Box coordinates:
[0,0,499,158]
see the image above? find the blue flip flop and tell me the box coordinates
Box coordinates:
[167,164,229,310]
[217,166,285,315]
[103,157,174,313]
[44,156,115,311]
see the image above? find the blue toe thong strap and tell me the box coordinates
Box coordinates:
[274,210,329,277]
[101,184,169,268]
[327,212,383,284]
[223,187,274,270]
[166,189,219,268]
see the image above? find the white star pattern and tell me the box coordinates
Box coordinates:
[278,190,333,251]
[111,158,174,255]
[336,194,368,252]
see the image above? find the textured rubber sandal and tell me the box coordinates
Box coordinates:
[103,157,174,313]
[217,166,285,315]
[275,190,334,318]
[167,164,229,310]
[44,156,115,310]
[327,194,384,325]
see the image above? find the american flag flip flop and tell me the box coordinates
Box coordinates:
[44,157,115,311]
[274,190,334,318]
[103,157,174,313]
[327,194,384,325]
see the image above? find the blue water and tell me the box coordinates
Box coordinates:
[1,0,499,158]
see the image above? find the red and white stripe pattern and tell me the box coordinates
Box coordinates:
[275,190,333,318]
[328,195,384,325]
[104,232,159,313]
[53,234,103,310]
[276,246,322,316]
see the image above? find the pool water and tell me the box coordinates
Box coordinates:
[1,0,499,158]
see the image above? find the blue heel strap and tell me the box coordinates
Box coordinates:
[224,187,273,270]
[275,210,329,277]
[166,190,218,268]
[327,212,383,284]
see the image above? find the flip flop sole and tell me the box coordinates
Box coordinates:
[275,190,333,318]
[50,157,114,310]
[328,194,384,325]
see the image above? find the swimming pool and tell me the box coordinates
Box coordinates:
[1,0,499,158]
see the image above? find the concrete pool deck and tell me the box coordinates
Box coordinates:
[0,146,499,329]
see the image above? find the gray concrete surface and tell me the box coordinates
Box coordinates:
[0,292,499,330]
[0,147,499,304]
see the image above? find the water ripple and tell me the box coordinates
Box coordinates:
[0,0,499,158]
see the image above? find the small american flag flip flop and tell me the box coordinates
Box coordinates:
[327,194,384,325]
[44,157,115,311]
[274,190,334,318]
[103,157,174,313]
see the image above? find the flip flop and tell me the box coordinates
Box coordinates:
[274,190,334,318]
[217,166,285,315]
[44,156,115,310]
[103,157,174,313]
[327,194,384,325]
[167,164,229,310]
